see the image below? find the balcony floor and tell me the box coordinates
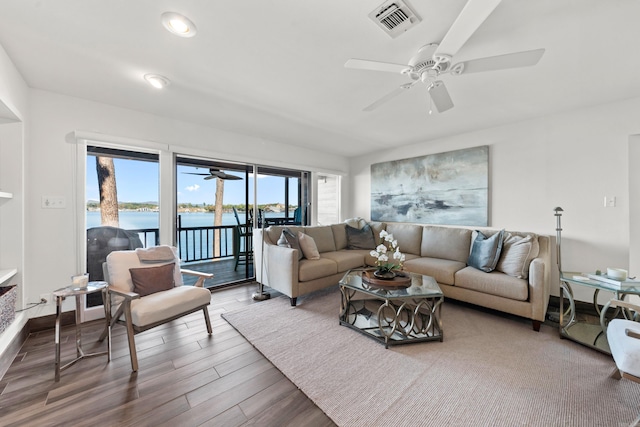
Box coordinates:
[182,257,254,288]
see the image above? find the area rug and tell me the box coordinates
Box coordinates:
[222,287,640,426]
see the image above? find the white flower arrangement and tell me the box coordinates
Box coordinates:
[369,230,405,273]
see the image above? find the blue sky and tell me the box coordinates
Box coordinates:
[86,156,296,206]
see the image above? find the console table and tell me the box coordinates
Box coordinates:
[559,272,640,355]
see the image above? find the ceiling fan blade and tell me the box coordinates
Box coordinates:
[434,0,502,62]
[428,81,454,113]
[183,172,211,176]
[217,172,242,180]
[204,175,216,180]
[345,58,409,74]
[363,81,418,112]
[452,48,545,74]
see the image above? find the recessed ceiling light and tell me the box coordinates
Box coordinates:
[144,74,170,89]
[161,12,197,37]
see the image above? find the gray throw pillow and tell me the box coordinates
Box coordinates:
[129,262,175,297]
[467,230,505,272]
[277,227,304,260]
[345,223,376,250]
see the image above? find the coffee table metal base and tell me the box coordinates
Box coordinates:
[339,286,443,349]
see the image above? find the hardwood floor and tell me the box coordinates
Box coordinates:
[0,284,336,427]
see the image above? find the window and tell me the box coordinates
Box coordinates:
[317,174,340,225]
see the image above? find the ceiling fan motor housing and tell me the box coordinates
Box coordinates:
[406,43,449,80]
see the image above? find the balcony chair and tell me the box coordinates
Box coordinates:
[607,299,640,425]
[99,245,213,372]
[232,207,253,271]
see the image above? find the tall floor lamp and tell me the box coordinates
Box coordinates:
[252,225,271,301]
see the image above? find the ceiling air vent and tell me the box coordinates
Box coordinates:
[368,0,421,39]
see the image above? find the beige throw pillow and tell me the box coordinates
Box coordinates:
[298,232,320,260]
[495,234,539,279]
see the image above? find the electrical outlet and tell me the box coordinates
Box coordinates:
[41,196,66,209]
[39,293,53,304]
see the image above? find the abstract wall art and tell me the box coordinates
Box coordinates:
[371,146,488,226]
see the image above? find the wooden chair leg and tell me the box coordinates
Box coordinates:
[123,302,138,372]
[203,308,213,335]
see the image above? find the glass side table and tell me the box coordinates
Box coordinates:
[53,281,110,382]
[559,272,640,355]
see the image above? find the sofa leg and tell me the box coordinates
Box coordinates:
[290,297,297,307]
[532,320,541,332]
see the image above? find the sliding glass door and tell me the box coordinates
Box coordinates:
[175,156,310,288]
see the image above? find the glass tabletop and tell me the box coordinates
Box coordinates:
[53,281,108,297]
[561,272,640,294]
[339,269,442,299]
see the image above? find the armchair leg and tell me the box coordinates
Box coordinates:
[203,308,213,335]
[123,303,138,372]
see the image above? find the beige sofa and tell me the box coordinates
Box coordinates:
[253,221,550,331]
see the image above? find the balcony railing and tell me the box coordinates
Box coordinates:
[128,224,243,263]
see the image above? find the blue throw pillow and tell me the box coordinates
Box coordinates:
[467,230,505,272]
[345,223,376,250]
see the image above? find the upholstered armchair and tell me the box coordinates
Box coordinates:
[99,245,213,372]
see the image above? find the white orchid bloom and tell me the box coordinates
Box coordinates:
[378,254,389,262]
[376,244,387,254]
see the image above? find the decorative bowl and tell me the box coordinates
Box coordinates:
[607,268,628,281]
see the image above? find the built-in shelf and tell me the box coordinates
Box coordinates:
[0,191,13,199]
[0,268,17,285]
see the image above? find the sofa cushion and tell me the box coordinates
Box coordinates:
[467,230,504,273]
[332,224,348,250]
[321,250,365,272]
[298,232,320,260]
[344,217,367,229]
[369,222,387,245]
[403,257,466,285]
[277,228,304,260]
[495,233,539,279]
[454,266,529,301]
[129,262,176,297]
[421,226,472,263]
[298,258,338,282]
[345,223,376,250]
[385,223,422,256]
[302,226,336,253]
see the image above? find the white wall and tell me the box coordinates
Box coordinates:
[349,97,640,303]
[25,89,350,317]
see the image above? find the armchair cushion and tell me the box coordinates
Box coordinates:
[129,286,212,327]
[129,262,175,297]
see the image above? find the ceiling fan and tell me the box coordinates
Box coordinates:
[183,168,242,180]
[345,0,545,114]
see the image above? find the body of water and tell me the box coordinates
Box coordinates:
[86,210,291,261]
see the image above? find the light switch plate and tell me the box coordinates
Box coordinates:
[42,196,66,209]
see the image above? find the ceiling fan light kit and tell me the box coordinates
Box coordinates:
[347,0,545,115]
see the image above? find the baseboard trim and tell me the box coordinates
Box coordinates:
[0,311,77,380]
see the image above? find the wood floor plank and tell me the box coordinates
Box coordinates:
[0,283,336,427]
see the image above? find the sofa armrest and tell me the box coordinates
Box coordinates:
[254,229,300,298]
[528,257,550,321]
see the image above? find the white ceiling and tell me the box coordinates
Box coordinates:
[0,0,639,157]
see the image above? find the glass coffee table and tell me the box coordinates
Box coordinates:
[338,269,444,348]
